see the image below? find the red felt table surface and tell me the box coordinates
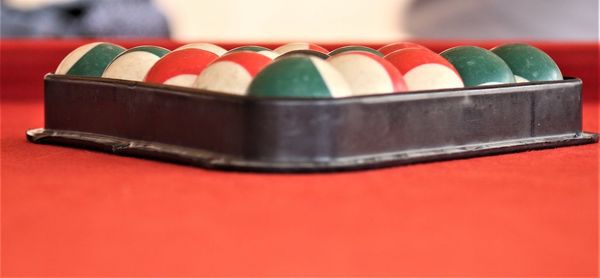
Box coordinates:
[1,40,599,276]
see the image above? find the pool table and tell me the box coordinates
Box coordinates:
[1,39,598,276]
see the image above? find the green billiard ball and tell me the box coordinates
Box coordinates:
[55,42,126,77]
[441,46,516,87]
[491,43,563,82]
[227,46,278,59]
[329,45,384,57]
[275,49,330,60]
[247,56,352,98]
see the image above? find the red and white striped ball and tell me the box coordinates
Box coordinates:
[175,43,227,56]
[327,52,408,96]
[194,51,273,95]
[274,42,328,55]
[378,42,430,56]
[144,49,218,87]
[385,48,464,91]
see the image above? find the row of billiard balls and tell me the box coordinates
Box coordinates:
[55,42,562,98]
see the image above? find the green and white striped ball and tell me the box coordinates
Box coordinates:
[329,45,384,57]
[102,46,170,81]
[247,56,352,98]
[276,50,330,60]
[55,42,126,77]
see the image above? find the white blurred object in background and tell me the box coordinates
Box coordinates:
[154,0,411,42]
[4,0,74,9]
[3,0,597,41]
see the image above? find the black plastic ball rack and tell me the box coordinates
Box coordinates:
[27,74,598,172]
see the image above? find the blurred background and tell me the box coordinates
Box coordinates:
[1,0,598,41]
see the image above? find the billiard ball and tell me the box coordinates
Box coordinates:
[55,42,125,77]
[247,56,352,98]
[276,49,330,60]
[378,42,429,56]
[440,46,515,87]
[274,42,328,54]
[328,52,407,95]
[491,43,563,82]
[227,46,279,59]
[175,43,227,56]
[329,45,384,57]
[194,51,273,95]
[144,49,218,87]
[385,48,464,91]
[102,46,170,81]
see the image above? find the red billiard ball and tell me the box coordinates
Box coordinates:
[328,51,408,96]
[386,48,464,91]
[378,42,430,56]
[194,51,273,95]
[144,49,218,87]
